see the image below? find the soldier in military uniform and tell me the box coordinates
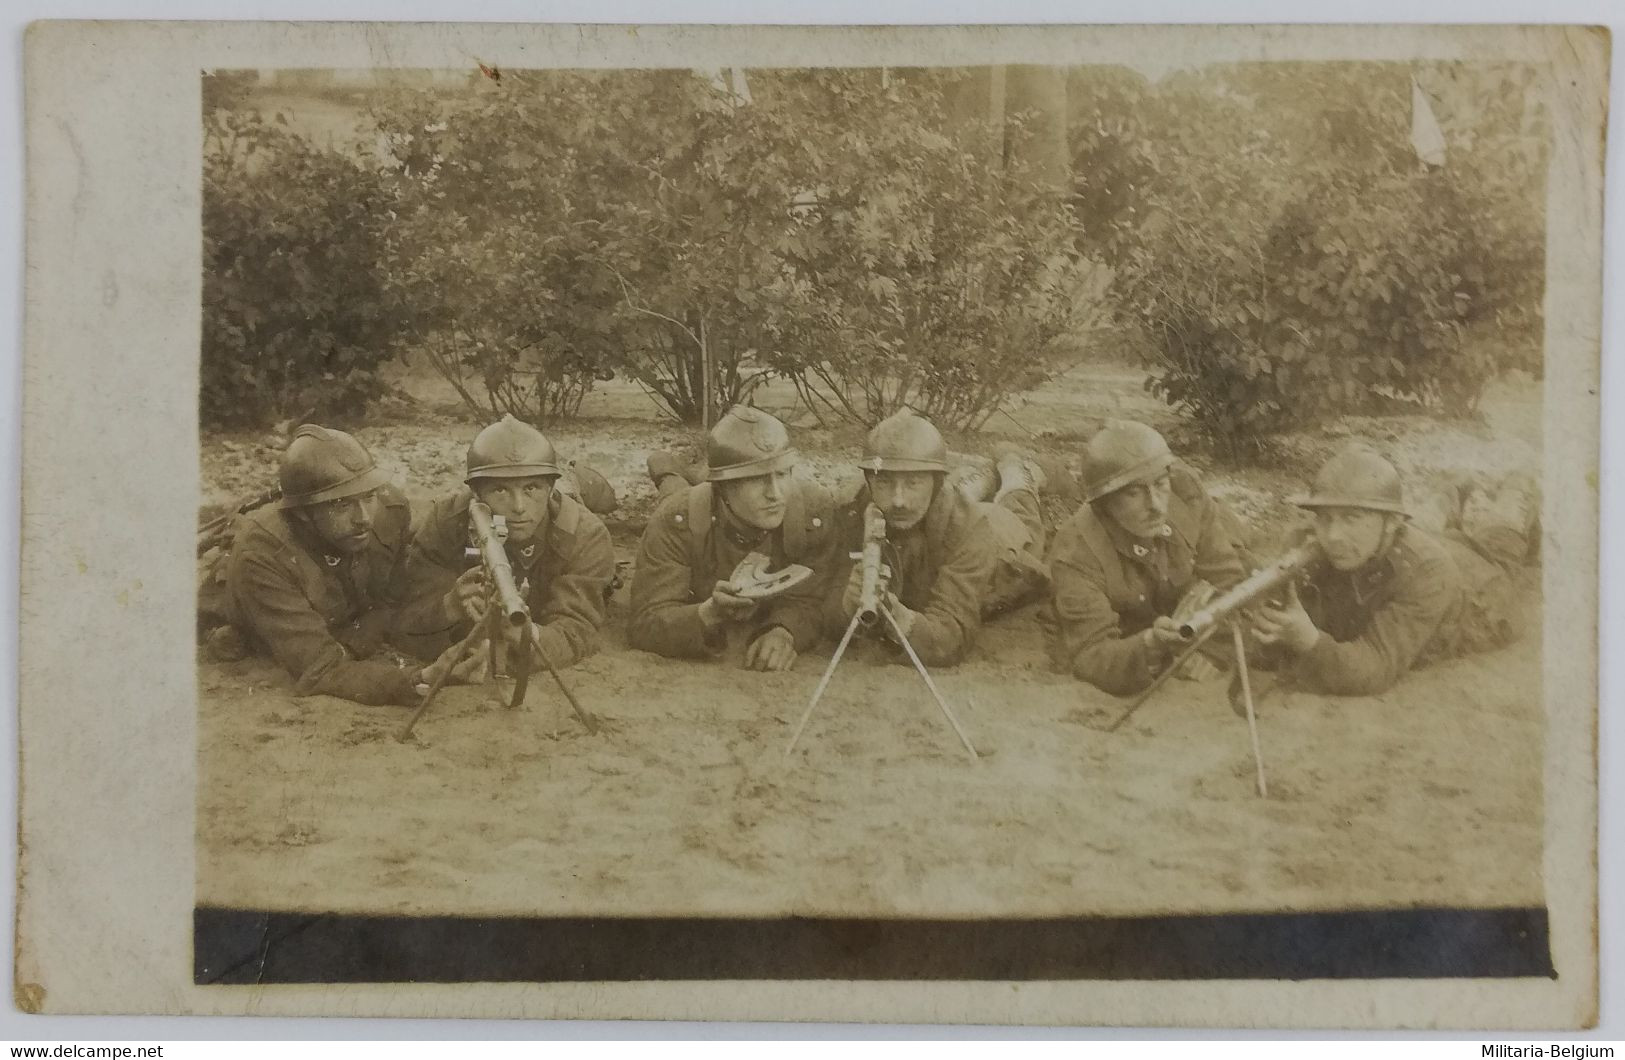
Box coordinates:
[222,425,482,706]
[823,410,1028,668]
[1040,420,1249,696]
[628,406,837,671]
[1249,445,1532,696]
[399,415,616,672]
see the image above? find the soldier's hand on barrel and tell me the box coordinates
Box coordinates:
[1146,615,1186,650]
[744,626,797,672]
[1252,580,1320,653]
[444,567,489,624]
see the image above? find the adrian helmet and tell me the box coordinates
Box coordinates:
[465,414,562,484]
[707,406,798,482]
[277,425,390,508]
[1080,420,1175,503]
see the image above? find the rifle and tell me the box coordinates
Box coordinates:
[197,487,282,557]
[785,503,978,762]
[397,500,599,742]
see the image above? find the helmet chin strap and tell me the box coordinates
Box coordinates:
[1376,514,1406,558]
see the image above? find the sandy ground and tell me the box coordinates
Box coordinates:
[197,577,1544,919]
[196,365,1546,919]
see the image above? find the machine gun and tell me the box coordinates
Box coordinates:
[398,501,599,742]
[853,502,887,628]
[1105,543,1318,798]
[784,503,979,762]
[1175,545,1317,643]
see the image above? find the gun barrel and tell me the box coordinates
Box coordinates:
[1176,545,1316,641]
[855,504,887,626]
[469,501,530,627]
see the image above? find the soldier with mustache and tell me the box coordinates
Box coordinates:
[821,409,1051,667]
[1040,420,1250,696]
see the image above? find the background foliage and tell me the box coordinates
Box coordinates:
[201,62,1548,448]
[1088,63,1547,454]
[373,67,1090,429]
[201,74,406,429]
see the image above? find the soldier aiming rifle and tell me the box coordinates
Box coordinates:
[398,495,599,741]
[396,415,614,740]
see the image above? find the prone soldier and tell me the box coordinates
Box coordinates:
[1040,420,1249,695]
[220,425,481,706]
[822,410,1048,668]
[1249,445,1534,695]
[629,406,838,671]
[399,414,616,671]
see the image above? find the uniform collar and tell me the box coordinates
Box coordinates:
[502,491,561,569]
[1343,526,1405,596]
[715,493,771,550]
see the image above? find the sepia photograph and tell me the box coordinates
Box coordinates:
[15,20,1606,1027]
[192,55,1556,976]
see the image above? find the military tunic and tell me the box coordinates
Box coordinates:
[1040,478,1247,696]
[1283,523,1520,696]
[628,480,837,659]
[398,487,615,670]
[224,483,420,706]
[824,484,1000,668]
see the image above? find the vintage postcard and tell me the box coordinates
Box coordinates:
[16,21,1606,1027]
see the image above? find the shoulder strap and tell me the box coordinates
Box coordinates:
[685,482,714,569]
[782,478,833,560]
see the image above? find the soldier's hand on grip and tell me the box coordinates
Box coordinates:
[881,592,917,641]
[1252,579,1320,653]
[840,559,891,619]
[444,567,489,624]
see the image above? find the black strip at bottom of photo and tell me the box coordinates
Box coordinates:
[194,905,1554,984]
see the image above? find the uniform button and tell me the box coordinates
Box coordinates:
[812,518,822,528]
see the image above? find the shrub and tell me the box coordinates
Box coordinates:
[201,105,403,429]
[373,68,1097,429]
[758,71,1096,431]
[1110,62,1548,454]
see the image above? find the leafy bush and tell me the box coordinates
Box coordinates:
[757,72,1094,430]
[202,105,403,429]
[373,68,1095,429]
[1108,62,1547,454]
